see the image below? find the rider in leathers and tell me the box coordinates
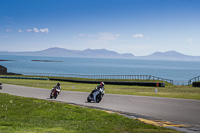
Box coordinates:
[51,83,61,94]
[90,82,105,97]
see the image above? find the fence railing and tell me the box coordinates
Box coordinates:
[21,73,174,84]
[7,72,200,85]
[188,76,200,85]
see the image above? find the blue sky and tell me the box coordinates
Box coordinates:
[0,0,200,56]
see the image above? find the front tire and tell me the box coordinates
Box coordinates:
[54,93,58,99]
[96,94,102,103]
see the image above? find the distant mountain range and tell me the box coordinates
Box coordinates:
[0,47,200,61]
[137,51,200,61]
[0,47,135,59]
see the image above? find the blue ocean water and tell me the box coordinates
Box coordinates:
[1,55,200,83]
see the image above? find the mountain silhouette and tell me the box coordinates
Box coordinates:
[1,47,200,61]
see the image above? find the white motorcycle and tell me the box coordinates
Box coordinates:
[87,88,105,103]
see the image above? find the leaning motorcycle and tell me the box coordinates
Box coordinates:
[50,88,60,99]
[87,88,104,103]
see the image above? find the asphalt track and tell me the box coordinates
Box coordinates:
[1,84,200,132]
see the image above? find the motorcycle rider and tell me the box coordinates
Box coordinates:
[51,83,61,94]
[90,82,105,97]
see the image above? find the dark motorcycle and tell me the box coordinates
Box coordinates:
[50,88,60,99]
[87,88,104,103]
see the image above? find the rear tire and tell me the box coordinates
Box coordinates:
[50,93,53,99]
[87,96,91,102]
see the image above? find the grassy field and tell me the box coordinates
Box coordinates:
[1,77,200,100]
[0,93,179,133]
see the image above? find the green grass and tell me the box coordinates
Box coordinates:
[0,93,179,133]
[1,77,200,100]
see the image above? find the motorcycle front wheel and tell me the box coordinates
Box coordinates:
[96,94,102,103]
[54,93,58,99]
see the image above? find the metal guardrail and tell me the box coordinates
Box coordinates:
[150,76,173,84]
[188,76,200,85]
[5,72,200,86]
[21,73,174,84]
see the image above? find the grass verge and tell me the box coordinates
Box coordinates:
[0,93,179,133]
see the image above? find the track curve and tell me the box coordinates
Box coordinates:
[1,84,200,129]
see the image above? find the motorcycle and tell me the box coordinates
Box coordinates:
[50,88,60,99]
[87,88,104,103]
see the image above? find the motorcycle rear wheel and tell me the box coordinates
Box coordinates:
[50,93,53,99]
[87,96,91,102]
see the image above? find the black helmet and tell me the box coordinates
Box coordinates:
[57,83,60,86]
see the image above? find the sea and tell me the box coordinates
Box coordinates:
[1,55,200,85]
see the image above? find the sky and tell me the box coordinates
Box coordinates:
[0,0,200,56]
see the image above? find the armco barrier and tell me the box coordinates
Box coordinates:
[49,78,165,87]
[0,76,48,80]
[23,73,173,84]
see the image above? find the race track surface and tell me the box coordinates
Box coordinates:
[1,84,200,129]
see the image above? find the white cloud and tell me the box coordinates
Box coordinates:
[33,27,40,33]
[133,33,144,38]
[18,29,23,32]
[26,28,49,33]
[40,28,49,33]
[187,38,192,43]
[6,29,13,32]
